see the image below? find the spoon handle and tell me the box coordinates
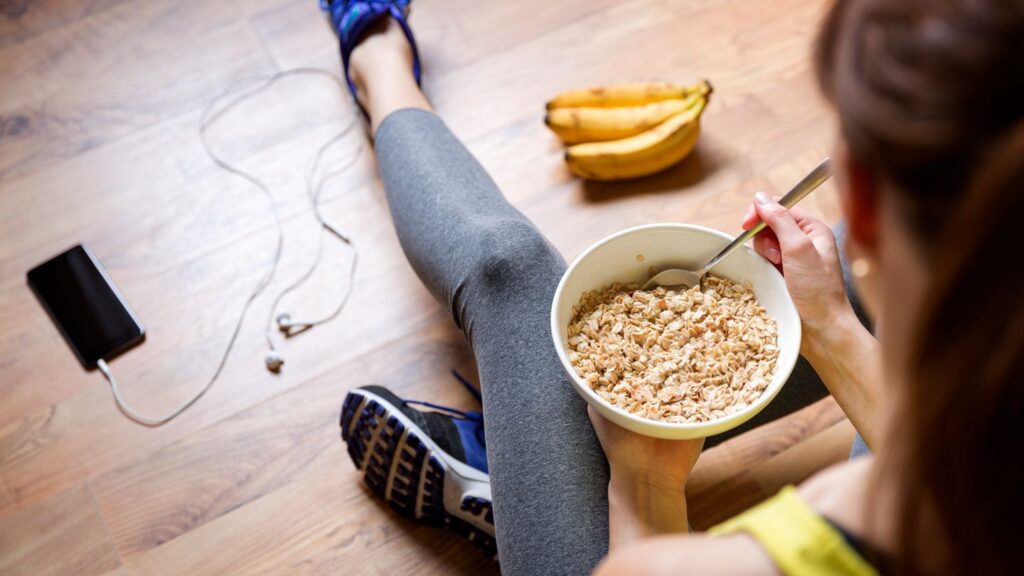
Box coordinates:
[699,157,833,275]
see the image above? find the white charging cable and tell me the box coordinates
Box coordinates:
[97,68,363,426]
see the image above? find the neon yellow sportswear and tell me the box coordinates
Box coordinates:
[710,486,880,576]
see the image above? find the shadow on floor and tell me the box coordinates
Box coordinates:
[360,483,500,575]
[580,145,724,203]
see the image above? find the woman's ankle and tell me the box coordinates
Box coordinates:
[347,17,430,133]
[348,17,414,99]
[364,79,432,136]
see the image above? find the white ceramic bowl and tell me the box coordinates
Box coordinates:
[551,223,801,439]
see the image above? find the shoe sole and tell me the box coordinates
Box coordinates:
[340,388,497,558]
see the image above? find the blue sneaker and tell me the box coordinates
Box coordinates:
[340,375,495,556]
[320,0,422,105]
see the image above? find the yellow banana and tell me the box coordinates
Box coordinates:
[545,93,700,144]
[564,97,707,181]
[546,79,711,109]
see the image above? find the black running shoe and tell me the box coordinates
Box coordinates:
[340,382,495,557]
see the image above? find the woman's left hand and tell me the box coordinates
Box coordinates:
[590,407,704,547]
[588,406,704,488]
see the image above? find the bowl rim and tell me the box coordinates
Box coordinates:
[550,222,802,433]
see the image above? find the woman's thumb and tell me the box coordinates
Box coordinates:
[753,192,808,253]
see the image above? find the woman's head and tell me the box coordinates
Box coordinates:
[817,0,1021,248]
[815,0,1023,573]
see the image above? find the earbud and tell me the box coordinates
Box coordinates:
[264,350,284,373]
[276,313,292,330]
[275,312,314,337]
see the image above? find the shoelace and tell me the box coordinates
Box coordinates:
[404,369,483,421]
[450,369,483,402]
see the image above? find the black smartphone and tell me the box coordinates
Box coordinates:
[27,244,145,369]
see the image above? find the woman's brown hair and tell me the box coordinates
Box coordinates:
[815,0,1024,573]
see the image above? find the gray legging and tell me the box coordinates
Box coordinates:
[376,109,844,575]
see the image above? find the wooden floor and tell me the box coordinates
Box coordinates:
[0,0,853,573]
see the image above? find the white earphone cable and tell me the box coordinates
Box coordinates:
[97,68,362,426]
[265,120,363,347]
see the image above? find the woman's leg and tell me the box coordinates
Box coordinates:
[351,21,610,575]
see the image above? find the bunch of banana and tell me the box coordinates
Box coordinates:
[544,80,712,181]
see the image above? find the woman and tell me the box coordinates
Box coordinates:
[332,0,1024,573]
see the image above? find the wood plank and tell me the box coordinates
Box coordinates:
[0,483,122,576]
[122,451,497,575]
[249,0,638,76]
[429,0,827,144]
[0,0,128,51]
[688,471,768,531]
[0,0,286,184]
[90,316,474,556]
[0,76,371,275]
[688,397,846,495]
[751,418,856,496]
[93,318,488,572]
[0,477,13,509]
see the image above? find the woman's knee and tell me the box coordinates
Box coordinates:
[472,219,564,290]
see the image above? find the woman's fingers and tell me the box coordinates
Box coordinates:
[742,193,834,267]
[753,192,814,255]
[788,205,824,233]
[788,205,813,223]
[741,203,758,230]
[787,207,838,249]
[754,230,782,264]
[742,194,791,265]
[744,194,799,230]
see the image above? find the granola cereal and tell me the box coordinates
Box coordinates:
[567,276,779,424]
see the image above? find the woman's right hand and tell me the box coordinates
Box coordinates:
[742,192,856,349]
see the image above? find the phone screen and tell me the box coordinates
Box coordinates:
[27,244,145,368]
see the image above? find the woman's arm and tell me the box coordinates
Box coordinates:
[743,193,884,446]
[595,532,782,576]
[800,308,883,447]
[608,472,689,548]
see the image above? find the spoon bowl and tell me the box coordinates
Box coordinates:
[641,268,702,290]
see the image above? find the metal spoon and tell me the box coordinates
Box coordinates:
[641,157,832,291]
